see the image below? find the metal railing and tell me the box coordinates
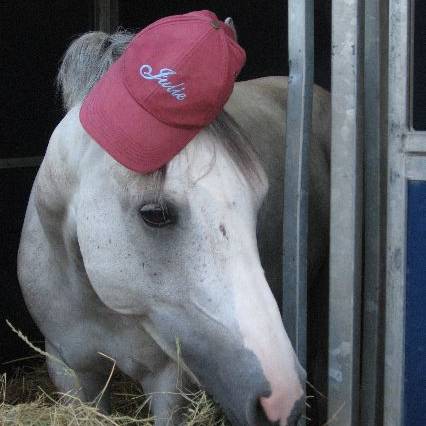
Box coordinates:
[282,0,314,379]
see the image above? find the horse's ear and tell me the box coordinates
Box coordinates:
[225,17,238,41]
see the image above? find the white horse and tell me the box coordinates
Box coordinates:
[18,29,330,426]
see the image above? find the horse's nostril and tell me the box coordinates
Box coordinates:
[286,396,305,426]
[287,413,302,426]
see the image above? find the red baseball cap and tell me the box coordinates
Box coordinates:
[79,10,246,173]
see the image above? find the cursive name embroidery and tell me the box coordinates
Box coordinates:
[139,64,186,101]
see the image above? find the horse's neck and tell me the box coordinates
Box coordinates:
[229,77,287,137]
[227,77,287,183]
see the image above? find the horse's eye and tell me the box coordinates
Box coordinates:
[140,203,174,228]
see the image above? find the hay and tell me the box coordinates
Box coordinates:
[2,323,228,425]
[0,361,228,425]
[1,323,330,425]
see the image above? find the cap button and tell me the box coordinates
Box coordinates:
[210,19,221,29]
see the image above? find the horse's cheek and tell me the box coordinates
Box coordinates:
[74,208,150,314]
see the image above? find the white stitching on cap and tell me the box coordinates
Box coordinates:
[139,64,186,101]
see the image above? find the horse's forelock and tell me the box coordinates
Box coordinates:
[148,112,262,193]
[136,111,261,194]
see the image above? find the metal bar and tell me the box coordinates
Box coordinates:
[360,0,387,424]
[328,0,363,424]
[0,156,42,169]
[384,0,410,424]
[404,131,426,152]
[282,0,314,375]
[406,156,426,180]
[93,0,119,33]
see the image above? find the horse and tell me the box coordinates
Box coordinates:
[17,27,330,426]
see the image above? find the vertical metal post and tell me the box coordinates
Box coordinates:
[384,0,410,424]
[282,0,314,374]
[361,0,387,424]
[328,0,363,424]
[93,0,119,33]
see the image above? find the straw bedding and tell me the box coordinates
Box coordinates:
[1,323,227,426]
[0,360,227,426]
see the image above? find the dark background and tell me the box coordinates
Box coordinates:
[413,0,426,129]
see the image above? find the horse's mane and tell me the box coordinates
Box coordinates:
[57,31,260,183]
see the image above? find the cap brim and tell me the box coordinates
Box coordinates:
[79,57,201,174]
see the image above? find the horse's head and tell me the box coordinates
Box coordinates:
[74,110,304,425]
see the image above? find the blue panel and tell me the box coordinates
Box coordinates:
[405,181,426,425]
